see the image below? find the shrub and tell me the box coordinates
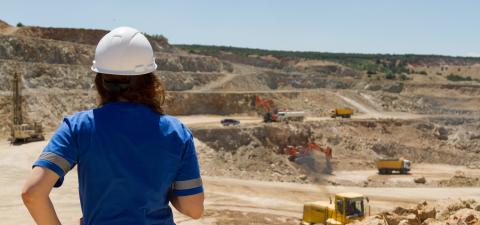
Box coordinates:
[16,22,24,27]
[418,71,428,75]
[385,72,396,80]
[447,74,472,82]
[400,74,409,80]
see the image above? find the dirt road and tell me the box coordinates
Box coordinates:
[2,139,479,225]
[329,164,480,187]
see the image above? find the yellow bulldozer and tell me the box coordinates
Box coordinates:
[301,192,369,225]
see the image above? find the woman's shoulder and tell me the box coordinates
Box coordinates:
[159,114,181,124]
[62,109,95,128]
[66,109,94,120]
[159,115,192,141]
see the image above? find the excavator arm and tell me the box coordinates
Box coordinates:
[307,142,332,159]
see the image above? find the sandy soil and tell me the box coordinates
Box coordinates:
[2,138,479,225]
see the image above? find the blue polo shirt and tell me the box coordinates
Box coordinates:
[33,102,203,225]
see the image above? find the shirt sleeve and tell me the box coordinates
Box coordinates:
[33,118,78,187]
[172,128,203,196]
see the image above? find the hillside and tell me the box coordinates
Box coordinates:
[176,44,480,80]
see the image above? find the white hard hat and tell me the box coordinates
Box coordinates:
[91,26,157,75]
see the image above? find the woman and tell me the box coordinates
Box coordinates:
[21,27,204,225]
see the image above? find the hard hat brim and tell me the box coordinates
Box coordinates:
[91,60,157,76]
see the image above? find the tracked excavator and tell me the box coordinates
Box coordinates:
[283,142,333,174]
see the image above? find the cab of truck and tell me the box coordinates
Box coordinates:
[301,192,368,225]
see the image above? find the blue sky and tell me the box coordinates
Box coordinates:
[1,0,479,56]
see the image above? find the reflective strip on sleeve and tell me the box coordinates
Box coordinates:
[173,178,203,190]
[38,152,72,174]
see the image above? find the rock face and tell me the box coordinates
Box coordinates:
[0,35,93,65]
[155,53,229,73]
[14,27,108,46]
[0,20,10,29]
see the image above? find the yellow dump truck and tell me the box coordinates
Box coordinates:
[331,108,353,118]
[301,192,369,225]
[376,158,411,174]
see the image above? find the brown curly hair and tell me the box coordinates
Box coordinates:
[95,73,165,114]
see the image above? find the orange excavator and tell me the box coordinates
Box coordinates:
[255,96,279,122]
[284,142,333,174]
[255,96,305,122]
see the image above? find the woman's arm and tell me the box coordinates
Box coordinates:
[22,166,62,225]
[170,192,204,219]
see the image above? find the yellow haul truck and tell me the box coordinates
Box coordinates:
[376,158,411,174]
[330,108,353,118]
[301,193,369,225]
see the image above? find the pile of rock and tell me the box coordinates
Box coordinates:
[351,199,480,225]
[438,171,480,187]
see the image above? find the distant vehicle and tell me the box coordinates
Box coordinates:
[221,118,240,126]
[276,111,305,122]
[331,108,354,118]
[255,96,305,122]
[9,72,44,144]
[376,158,411,174]
[10,123,44,144]
[301,192,369,225]
[283,142,333,174]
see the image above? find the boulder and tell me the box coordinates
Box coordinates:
[404,213,421,225]
[365,84,382,91]
[434,126,449,140]
[416,123,434,131]
[421,218,443,225]
[416,202,436,222]
[394,206,417,215]
[384,212,420,225]
[414,177,427,184]
[348,215,387,225]
[383,83,404,93]
[446,208,480,225]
